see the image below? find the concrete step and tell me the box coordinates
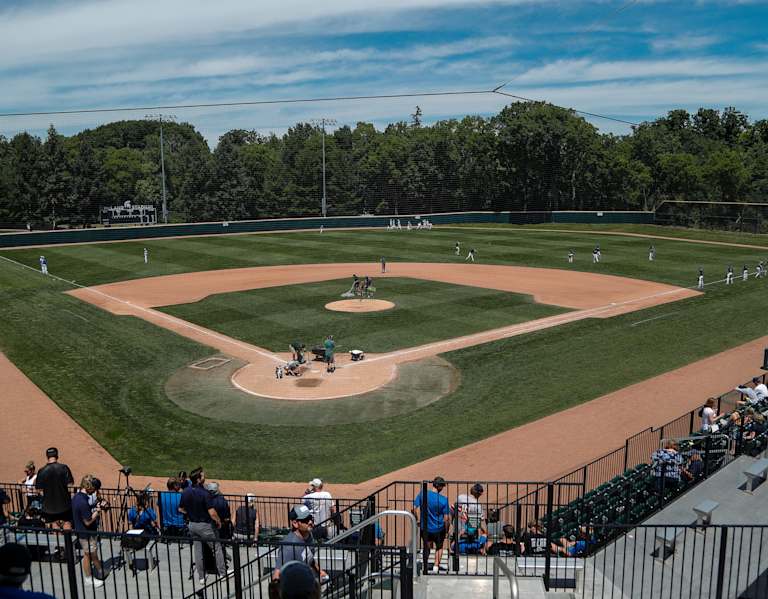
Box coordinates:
[422,574,575,598]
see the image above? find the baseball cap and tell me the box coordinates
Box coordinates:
[309,478,323,489]
[432,476,446,487]
[289,505,313,521]
[45,447,59,458]
[0,543,32,586]
[279,561,319,599]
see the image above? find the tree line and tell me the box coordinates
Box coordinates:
[0,102,766,228]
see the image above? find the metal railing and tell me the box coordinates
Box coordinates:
[492,556,520,599]
[2,525,408,599]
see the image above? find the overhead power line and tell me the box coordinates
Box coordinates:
[493,90,640,126]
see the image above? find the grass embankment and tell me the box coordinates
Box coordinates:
[1,228,768,481]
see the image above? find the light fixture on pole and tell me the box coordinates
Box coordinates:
[145,114,176,224]
[310,118,337,218]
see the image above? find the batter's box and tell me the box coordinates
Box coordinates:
[189,356,232,371]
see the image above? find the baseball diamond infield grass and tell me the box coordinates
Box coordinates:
[2,224,768,482]
[157,278,569,354]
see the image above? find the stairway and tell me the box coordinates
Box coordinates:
[421,574,576,598]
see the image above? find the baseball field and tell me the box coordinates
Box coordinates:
[1,223,768,485]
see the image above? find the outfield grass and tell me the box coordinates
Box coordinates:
[158,277,567,353]
[2,226,768,482]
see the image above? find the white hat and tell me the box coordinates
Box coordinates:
[309,478,323,488]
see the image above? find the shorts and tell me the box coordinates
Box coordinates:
[79,536,99,553]
[422,529,446,548]
[43,509,73,525]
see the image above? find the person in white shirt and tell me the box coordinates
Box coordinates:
[20,461,37,506]
[699,398,723,432]
[303,478,335,540]
[455,483,486,539]
[737,377,768,405]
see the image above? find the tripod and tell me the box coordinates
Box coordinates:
[115,468,135,531]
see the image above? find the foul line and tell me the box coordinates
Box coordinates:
[0,254,285,365]
[630,312,679,327]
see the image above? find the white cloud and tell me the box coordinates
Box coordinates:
[651,34,720,52]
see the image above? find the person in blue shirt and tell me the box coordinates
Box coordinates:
[412,476,451,573]
[159,477,187,537]
[127,492,158,536]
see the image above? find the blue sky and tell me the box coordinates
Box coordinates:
[0,0,766,145]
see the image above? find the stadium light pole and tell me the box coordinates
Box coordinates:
[146,114,176,224]
[311,118,337,218]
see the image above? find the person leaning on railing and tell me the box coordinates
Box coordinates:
[651,440,684,493]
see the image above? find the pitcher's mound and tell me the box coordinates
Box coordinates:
[325,299,395,313]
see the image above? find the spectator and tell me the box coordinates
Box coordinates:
[682,450,704,482]
[178,468,229,584]
[0,488,10,528]
[0,543,57,599]
[178,471,192,490]
[303,479,335,540]
[19,462,37,507]
[35,448,74,530]
[520,521,548,556]
[746,413,767,441]
[272,505,327,582]
[486,524,521,557]
[234,493,260,543]
[128,491,159,535]
[71,475,104,588]
[159,477,187,537]
[275,561,320,599]
[412,476,451,573]
[737,378,768,405]
[486,509,503,542]
[699,398,723,433]
[455,483,486,538]
[206,482,232,540]
[551,527,595,557]
[652,440,684,493]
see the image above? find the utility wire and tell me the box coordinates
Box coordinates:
[493,90,641,126]
[0,90,490,118]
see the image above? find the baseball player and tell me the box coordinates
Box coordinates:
[592,247,599,264]
[726,265,734,285]
[407,221,412,231]
[320,225,323,234]
[567,250,574,264]
[397,219,402,230]
[39,255,48,275]
[743,265,749,281]
[381,257,386,273]
[465,248,476,262]
[756,262,763,279]
[648,245,655,261]
[143,247,149,264]
[455,242,461,256]
[697,268,704,290]
[323,335,336,374]
[596,245,601,262]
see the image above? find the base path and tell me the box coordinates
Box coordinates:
[68,263,698,401]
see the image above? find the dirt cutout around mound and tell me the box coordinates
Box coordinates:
[67,263,699,401]
[325,299,395,312]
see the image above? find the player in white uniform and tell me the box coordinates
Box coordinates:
[465,248,476,262]
[743,265,749,281]
[407,221,412,231]
[648,245,655,261]
[567,250,574,264]
[143,247,149,264]
[726,265,734,285]
[455,242,461,256]
[596,245,601,262]
[39,255,48,275]
[697,268,704,290]
[592,248,598,264]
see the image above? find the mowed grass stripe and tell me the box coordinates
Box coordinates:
[158,277,567,354]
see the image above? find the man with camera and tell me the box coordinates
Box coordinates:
[72,475,105,588]
[178,468,230,584]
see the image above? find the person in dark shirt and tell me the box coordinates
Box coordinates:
[234,494,260,543]
[178,468,228,584]
[71,476,104,588]
[521,521,548,556]
[206,482,232,539]
[683,451,705,481]
[34,447,74,529]
[0,489,10,526]
[0,543,57,599]
[487,524,522,557]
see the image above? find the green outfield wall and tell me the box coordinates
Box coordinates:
[0,211,653,248]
